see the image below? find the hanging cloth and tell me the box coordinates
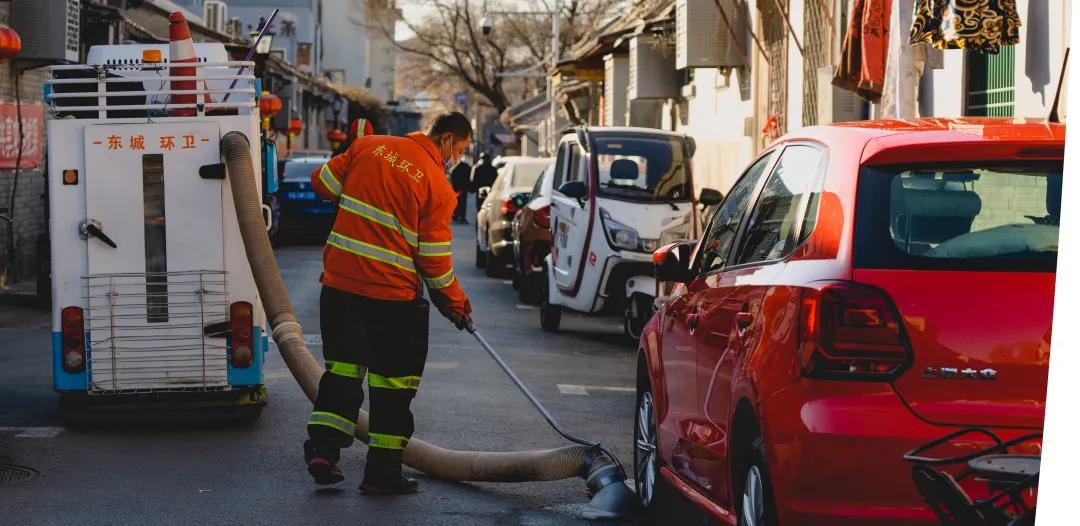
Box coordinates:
[833,0,893,103]
[910,0,1022,54]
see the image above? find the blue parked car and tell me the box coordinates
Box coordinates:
[275,154,336,242]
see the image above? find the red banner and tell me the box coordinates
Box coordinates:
[0,103,44,170]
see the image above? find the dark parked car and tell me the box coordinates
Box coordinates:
[510,162,555,303]
[275,155,336,242]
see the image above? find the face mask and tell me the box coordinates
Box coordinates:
[441,137,456,171]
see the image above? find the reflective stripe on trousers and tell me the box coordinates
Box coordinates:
[326,360,366,379]
[368,372,421,390]
[368,432,409,450]
[308,411,356,437]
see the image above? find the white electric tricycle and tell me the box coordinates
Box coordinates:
[541,127,720,340]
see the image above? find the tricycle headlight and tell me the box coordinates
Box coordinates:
[600,208,641,251]
[660,213,692,246]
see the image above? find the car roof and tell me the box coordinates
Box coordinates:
[504,157,554,166]
[773,118,1065,165]
[783,117,1064,146]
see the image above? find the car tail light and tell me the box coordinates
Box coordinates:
[533,205,550,229]
[500,198,521,218]
[230,301,254,368]
[798,282,912,381]
[60,306,85,373]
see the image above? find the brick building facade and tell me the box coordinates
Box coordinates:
[0,2,50,287]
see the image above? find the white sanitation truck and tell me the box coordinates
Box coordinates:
[44,42,268,416]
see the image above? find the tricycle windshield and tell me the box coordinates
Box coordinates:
[593,134,692,203]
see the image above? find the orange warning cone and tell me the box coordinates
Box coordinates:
[168,12,199,116]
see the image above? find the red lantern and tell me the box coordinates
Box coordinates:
[0,26,22,61]
[288,118,304,136]
[259,92,282,118]
[327,129,347,143]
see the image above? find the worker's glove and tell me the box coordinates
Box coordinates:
[434,297,473,331]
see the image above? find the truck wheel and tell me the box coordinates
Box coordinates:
[624,293,652,342]
[540,272,561,332]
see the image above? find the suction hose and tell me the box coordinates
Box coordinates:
[220,132,634,518]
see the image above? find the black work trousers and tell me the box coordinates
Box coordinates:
[305,285,429,483]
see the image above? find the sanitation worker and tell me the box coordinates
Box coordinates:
[332,117,375,157]
[304,111,474,495]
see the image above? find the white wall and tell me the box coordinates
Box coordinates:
[320,0,371,88]
[678,67,756,195]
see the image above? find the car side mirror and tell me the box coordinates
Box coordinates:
[558,180,587,199]
[478,186,491,202]
[698,187,724,207]
[653,241,697,284]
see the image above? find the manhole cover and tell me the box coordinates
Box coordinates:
[0,464,38,485]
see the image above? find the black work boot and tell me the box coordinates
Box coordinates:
[358,476,420,495]
[359,448,417,494]
[304,439,344,485]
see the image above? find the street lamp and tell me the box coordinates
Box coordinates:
[480,2,559,155]
[249,31,274,55]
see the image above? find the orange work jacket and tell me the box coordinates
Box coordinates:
[311,132,469,315]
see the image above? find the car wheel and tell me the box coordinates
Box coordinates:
[540,271,561,332]
[484,251,501,278]
[475,225,488,269]
[738,437,778,526]
[634,383,659,510]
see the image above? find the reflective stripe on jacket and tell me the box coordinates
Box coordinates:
[311,132,469,315]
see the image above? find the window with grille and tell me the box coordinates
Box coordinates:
[802,0,830,126]
[965,46,1015,117]
[762,0,789,135]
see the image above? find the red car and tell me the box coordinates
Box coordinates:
[636,118,1061,525]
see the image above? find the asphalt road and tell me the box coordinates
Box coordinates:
[0,216,707,525]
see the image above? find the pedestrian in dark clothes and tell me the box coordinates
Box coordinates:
[470,153,498,211]
[450,159,472,224]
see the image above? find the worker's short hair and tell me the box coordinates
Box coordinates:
[426,111,473,141]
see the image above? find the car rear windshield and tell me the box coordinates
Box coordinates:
[594,134,692,202]
[855,162,1062,272]
[510,163,547,188]
[284,161,325,182]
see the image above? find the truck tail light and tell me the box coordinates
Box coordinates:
[61,306,86,373]
[798,282,912,381]
[533,205,550,229]
[230,301,254,368]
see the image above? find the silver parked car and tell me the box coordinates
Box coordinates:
[475,157,552,276]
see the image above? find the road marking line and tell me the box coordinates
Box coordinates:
[501,280,514,285]
[557,384,636,396]
[0,427,64,438]
[515,304,537,310]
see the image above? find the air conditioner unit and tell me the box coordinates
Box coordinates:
[204,1,229,34]
[676,0,745,69]
[10,0,81,63]
[629,34,680,100]
[817,65,867,124]
[604,53,629,127]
